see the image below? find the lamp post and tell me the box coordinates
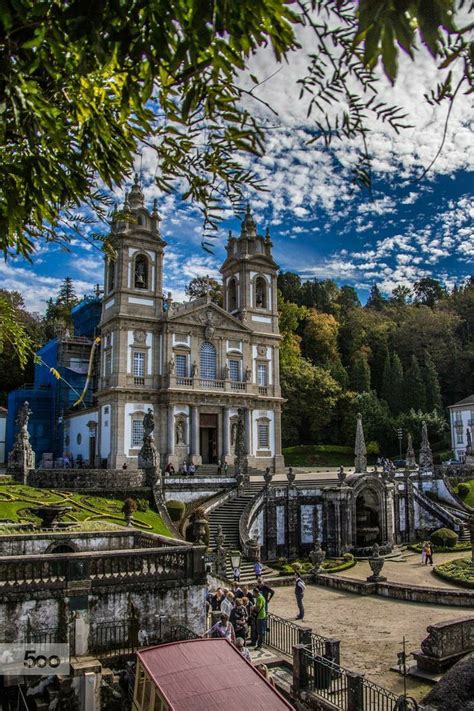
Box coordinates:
[230,550,241,579]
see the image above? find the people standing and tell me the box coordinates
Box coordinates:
[294,572,306,620]
[421,541,427,565]
[254,561,264,579]
[252,587,267,648]
[235,637,251,662]
[425,541,434,566]
[233,565,241,583]
[204,613,236,643]
[257,577,275,614]
[220,591,235,616]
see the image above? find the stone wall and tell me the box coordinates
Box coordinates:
[28,468,147,490]
[0,530,137,556]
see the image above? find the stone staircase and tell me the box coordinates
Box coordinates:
[459,523,471,542]
[207,481,275,582]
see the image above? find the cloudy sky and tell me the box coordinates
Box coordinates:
[2,19,473,313]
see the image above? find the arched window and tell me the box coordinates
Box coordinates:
[107,260,115,293]
[134,254,148,289]
[200,342,217,380]
[228,278,238,311]
[255,276,267,308]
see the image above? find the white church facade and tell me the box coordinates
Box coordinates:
[65,178,284,472]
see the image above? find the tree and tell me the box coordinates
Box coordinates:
[423,351,443,412]
[391,285,412,306]
[351,350,371,393]
[302,309,339,368]
[2,1,471,259]
[413,278,447,307]
[404,354,426,412]
[366,285,385,311]
[57,277,78,308]
[277,272,302,305]
[185,276,223,306]
[337,286,361,314]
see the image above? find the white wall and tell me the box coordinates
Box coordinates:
[124,402,153,456]
[449,405,474,459]
[251,409,275,457]
[66,410,98,463]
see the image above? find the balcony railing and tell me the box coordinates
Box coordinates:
[0,545,206,593]
[165,375,276,397]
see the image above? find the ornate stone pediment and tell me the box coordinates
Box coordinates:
[168,301,251,333]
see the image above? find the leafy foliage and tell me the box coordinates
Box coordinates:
[185,276,223,306]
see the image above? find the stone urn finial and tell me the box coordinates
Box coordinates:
[309,542,326,574]
[367,542,386,582]
[354,412,367,474]
[287,467,296,485]
[264,467,273,486]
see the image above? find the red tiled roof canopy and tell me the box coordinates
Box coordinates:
[137,638,293,710]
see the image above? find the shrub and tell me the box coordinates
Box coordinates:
[366,441,380,456]
[122,498,137,516]
[136,497,149,512]
[458,483,470,498]
[431,527,458,548]
[166,500,186,522]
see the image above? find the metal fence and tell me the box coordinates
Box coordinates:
[266,613,339,663]
[363,677,400,711]
[303,647,349,709]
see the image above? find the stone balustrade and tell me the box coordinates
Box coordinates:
[414,616,474,672]
[0,544,206,594]
[27,468,148,490]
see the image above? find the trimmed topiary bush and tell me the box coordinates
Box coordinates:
[431,527,458,548]
[433,558,474,589]
[458,483,470,498]
[165,499,186,522]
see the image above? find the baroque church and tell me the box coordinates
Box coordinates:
[65,177,285,472]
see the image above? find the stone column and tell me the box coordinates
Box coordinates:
[167,406,174,457]
[223,407,230,461]
[245,408,252,457]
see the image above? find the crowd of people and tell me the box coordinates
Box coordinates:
[204,577,275,653]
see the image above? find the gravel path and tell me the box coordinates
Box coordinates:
[269,577,472,701]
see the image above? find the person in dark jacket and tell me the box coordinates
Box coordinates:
[294,572,306,620]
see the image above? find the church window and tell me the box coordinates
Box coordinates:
[134,254,149,289]
[257,363,268,386]
[107,260,115,293]
[229,360,240,382]
[133,352,145,378]
[200,342,217,380]
[228,278,238,311]
[175,354,188,378]
[132,419,144,447]
[255,276,267,308]
[257,422,270,449]
[457,430,464,444]
[105,352,112,376]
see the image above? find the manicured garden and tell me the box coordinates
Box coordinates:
[0,481,171,536]
[272,554,356,576]
[433,558,474,589]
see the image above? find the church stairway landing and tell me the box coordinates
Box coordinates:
[208,481,264,551]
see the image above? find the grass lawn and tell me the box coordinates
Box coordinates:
[0,482,171,536]
[283,444,354,467]
[455,478,474,508]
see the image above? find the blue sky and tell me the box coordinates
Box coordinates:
[1,28,473,312]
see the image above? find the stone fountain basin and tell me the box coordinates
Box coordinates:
[27,505,74,529]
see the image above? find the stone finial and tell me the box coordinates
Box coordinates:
[309,541,326,574]
[406,432,417,469]
[8,401,35,483]
[337,465,346,484]
[419,420,434,472]
[240,203,257,238]
[128,173,145,209]
[354,412,367,474]
[287,466,296,485]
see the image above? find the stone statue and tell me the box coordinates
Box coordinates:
[309,542,326,574]
[287,466,296,485]
[264,467,273,486]
[230,422,238,447]
[191,360,198,377]
[354,412,367,474]
[8,401,35,483]
[337,465,346,484]
[244,366,252,382]
[168,357,175,375]
[143,409,155,438]
[467,427,472,451]
[223,365,230,380]
[176,419,185,445]
[215,524,227,577]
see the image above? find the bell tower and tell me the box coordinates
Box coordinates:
[220,205,279,334]
[96,176,166,468]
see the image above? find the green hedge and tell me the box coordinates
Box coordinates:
[433,558,474,589]
[431,528,458,548]
[165,500,186,522]
[274,555,356,576]
[408,542,471,553]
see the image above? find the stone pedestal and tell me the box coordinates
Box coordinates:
[8,401,35,484]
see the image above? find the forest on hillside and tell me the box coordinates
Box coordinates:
[277,274,474,455]
[2,274,474,457]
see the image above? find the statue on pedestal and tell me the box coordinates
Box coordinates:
[234,408,249,484]
[367,542,386,582]
[8,401,35,483]
[215,524,227,577]
[406,432,417,469]
[419,421,434,472]
[139,409,160,485]
[354,413,367,474]
[309,541,326,574]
